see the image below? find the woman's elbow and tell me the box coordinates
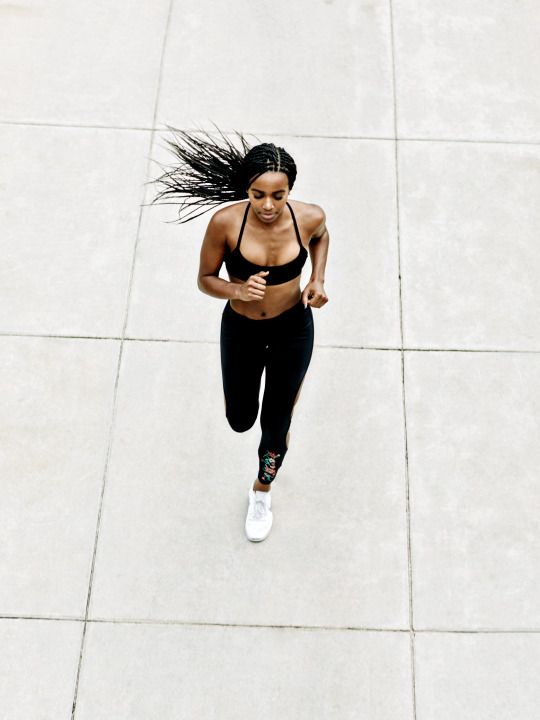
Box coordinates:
[198,274,214,295]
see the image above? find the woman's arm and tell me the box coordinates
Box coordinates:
[309,229,329,283]
[197,211,241,300]
[301,206,329,308]
[197,210,268,302]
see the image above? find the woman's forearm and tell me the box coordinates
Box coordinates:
[198,274,241,300]
[309,230,329,282]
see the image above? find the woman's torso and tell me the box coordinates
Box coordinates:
[222,199,310,319]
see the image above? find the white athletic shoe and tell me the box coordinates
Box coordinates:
[245,484,273,542]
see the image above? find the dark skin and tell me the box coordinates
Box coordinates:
[197,171,330,490]
[197,171,329,315]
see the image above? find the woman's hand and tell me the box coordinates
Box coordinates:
[236,270,269,302]
[301,280,328,309]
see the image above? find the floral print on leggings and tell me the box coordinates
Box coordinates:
[259,451,281,484]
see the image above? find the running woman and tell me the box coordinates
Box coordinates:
[151,126,329,541]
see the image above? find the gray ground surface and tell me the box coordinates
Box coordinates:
[1,1,539,718]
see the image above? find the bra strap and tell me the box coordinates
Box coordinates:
[236,202,250,249]
[287,202,303,247]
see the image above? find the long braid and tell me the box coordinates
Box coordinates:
[146,124,297,224]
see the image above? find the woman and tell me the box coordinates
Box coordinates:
[151,127,329,542]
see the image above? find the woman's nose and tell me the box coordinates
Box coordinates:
[263,197,273,209]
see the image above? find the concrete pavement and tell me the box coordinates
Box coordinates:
[1,1,539,718]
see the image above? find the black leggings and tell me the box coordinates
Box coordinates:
[220,299,314,484]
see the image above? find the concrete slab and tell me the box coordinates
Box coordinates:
[393,0,540,142]
[76,622,413,719]
[0,618,82,719]
[158,0,394,137]
[405,351,540,629]
[415,632,540,720]
[88,342,409,629]
[0,125,150,336]
[399,141,540,350]
[0,0,170,127]
[0,336,119,617]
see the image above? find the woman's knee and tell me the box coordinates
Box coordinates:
[226,407,258,433]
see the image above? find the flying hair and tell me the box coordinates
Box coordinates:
[146,123,297,224]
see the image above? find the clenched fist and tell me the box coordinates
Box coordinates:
[301,279,328,309]
[236,270,269,302]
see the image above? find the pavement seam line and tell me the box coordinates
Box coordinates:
[388,0,418,717]
[1,119,539,146]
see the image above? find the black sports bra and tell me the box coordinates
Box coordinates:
[224,202,308,286]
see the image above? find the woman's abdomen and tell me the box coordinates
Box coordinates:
[228,274,303,319]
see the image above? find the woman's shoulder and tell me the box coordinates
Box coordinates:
[204,201,248,248]
[209,200,248,227]
[288,199,326,235]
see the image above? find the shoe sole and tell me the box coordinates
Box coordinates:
[245,516,273,542]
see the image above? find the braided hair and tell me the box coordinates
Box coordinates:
[147,124,297,223]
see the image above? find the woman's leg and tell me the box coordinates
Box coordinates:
[257,305,314,485]
[220,302,266,433]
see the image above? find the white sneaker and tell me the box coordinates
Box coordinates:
[245,484,273,542]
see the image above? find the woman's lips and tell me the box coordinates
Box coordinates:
[261,212,275,220]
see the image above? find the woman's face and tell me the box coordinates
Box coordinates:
[247,171,290,224]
